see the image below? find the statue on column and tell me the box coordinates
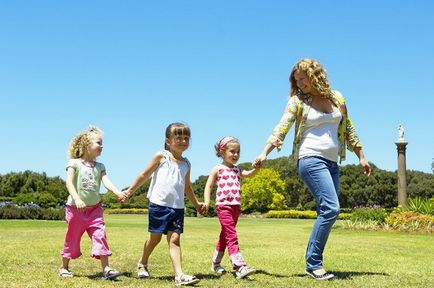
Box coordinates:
[398,124,405,141]
[395,124,408,206]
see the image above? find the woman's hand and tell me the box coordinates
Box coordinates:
[360,158,372,176]
[354,147,371,176]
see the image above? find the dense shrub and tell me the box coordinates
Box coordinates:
[350,206,388,223]
[13,194,37,206]
[37,192,58,208]
[405,198,434,215]
[385,211,434,233]
[266,210,316,219]
[338,213,352,220]
[0,206,64,220]
[265,209,351,220]
[105,208,148,214]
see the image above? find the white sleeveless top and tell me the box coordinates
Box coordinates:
[147,150,190,209]
[299,106,342,162]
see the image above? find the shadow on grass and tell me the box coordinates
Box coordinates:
[255,269,290,278]
[79,270,389,282]
[94,271,222,282]
[291,271,389,280]
[80,272,127,281]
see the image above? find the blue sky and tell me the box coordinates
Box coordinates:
[1,1,433,189]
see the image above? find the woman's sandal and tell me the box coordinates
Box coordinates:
[174,274,200,286]
[58,268,73,278]
[102,267,121,280]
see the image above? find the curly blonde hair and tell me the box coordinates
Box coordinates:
[289,58,333,100]
[67,125,103,159]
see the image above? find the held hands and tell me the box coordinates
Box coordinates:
[119,190,131,203]
[115,191,128,203]
[202,202,210,215]
[253,153,267,169]
[195,202,207,215]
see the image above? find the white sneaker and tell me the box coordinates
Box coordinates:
[137,263,150,278]
[211,264,226,274]
[174,274,200,286]
[305,268,334,280]
[235,265,256,279]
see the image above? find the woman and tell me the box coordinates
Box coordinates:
[254,58,371,280]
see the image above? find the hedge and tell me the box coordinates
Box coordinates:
[265,210,351,220]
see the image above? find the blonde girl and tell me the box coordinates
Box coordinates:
[124,122,203,286]
[203,136,258,279]
[59,125,125,280]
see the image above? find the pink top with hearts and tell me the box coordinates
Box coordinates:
[215,164,241,206]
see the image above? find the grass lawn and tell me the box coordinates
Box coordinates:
[0,215,433,288]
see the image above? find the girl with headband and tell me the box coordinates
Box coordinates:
[203,136,259,279]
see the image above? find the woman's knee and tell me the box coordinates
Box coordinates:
[325,206,340,219]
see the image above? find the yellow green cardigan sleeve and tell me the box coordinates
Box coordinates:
[266,96,299,151]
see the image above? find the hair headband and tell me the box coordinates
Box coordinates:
[218,136,237,150]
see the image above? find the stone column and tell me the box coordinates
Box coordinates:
[395,124,408,206]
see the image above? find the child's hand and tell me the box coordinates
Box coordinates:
[195,202,205,215]
[203,203,210,215]
[115,191,127,203]
[253,153,267,169]
[118,190,131,203]
[75,198,87,211]
[200,204,208,215]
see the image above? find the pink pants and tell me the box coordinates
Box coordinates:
[60,203,112,259]
[213,205,246,269]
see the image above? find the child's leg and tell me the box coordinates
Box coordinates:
[59,257,73,278]
[100,255,109,271]
[60,206,87,263]
[167,231,183,277]
[140,233,162,265]
[100,255,121,279]
[216,205,246,269]
[213,215,227,265]
[86,204,112,261]
[61,257,70,270]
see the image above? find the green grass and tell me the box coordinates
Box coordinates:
[1,215,433,288]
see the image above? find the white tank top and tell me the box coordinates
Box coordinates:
[147,151,190,209]
[299,106,342,162]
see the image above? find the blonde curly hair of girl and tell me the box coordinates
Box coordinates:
[67,125,103,159]
[289,58,333,100]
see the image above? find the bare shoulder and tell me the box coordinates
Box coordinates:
[151,151,165,163]
[206,165,220,177]
[210,165,220,174]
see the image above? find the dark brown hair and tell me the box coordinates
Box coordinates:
[164,122,191,150]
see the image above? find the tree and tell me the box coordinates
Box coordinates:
[13,193,37,206]
[191,175,208,200]
[101,192,119,208]
[37,192,58,208]
[241,168,287,213]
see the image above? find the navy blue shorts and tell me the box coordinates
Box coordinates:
[148,202,184,234]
